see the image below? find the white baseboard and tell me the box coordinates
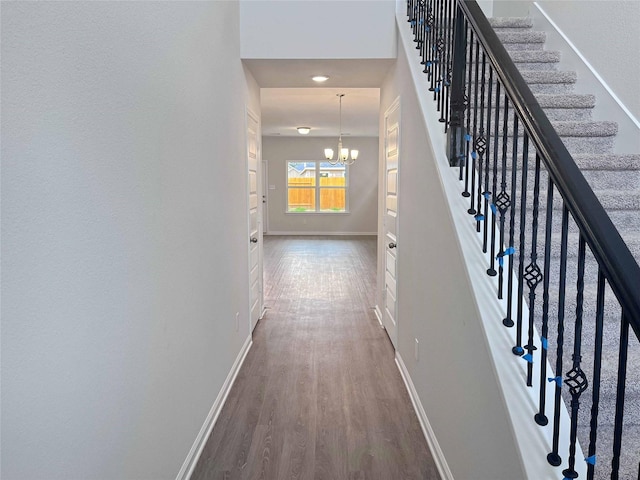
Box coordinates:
[395,353,454,480]
[176,335,253,480]
[265,231,377,236]
[373,305,384,328]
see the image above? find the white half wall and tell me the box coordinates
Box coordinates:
[1,2,259,478]
[264,136,379,234]
[377,15,526,480]
[240,0,397,59]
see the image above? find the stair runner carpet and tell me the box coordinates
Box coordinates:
[485,17,640,480]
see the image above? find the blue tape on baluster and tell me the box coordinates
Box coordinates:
[411,20,416,26]
[435,86,440,93]
[523,353,533,363]
[444,80,450,86]
[548,376,562,387]
[471,151,478,160]
[541,336,548,350]
[585,455,596,465]
[483,192,491,200]
[426,61,432,67]
[465,134,472,142]
[504,246,515,256]
[513,346,524,355]
[498,256,504,267]
[490,203,497,215]
[425,26,431,32]
[419,18,424,25]
[474,214,485,222]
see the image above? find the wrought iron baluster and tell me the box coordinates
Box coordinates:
[521,141,540,382]
[503,115,519,329]
[536,172,553,426]
[467,41,480,215]
[586,269,606,480]
[514,132,529,357]
[481,66,493,251]
[424,0,436,79]
[416,0,424,51]
[496,94,510,299]
[441,0,454,128]
[473,53,487,231]
[547,203,570,467]
[563,234,589,480]
[611,312,630,480]
[487,80,501,277]
[462,30,474,197]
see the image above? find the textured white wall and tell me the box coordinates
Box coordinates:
[264,136,379,234]
[1,1,258,478]
[492,0,640,123]
[377,25,526,480]
[535,0,640,122]
[240,0,397,59]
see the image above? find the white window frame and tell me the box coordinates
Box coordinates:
[286,161,349,214]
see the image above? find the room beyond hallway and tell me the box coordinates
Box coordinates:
[191,236,440,480]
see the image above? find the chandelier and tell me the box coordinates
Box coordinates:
[324,94,358,166]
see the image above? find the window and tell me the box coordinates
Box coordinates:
[287,161,347,213]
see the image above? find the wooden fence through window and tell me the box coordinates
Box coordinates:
[288,177,346,211]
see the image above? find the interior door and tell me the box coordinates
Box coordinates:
[383,98,400,349]
[247,109,263,332]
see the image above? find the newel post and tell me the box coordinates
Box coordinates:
[447,2,468,167]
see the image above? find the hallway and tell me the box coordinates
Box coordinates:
[192,236,440,479]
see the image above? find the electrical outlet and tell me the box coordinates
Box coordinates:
[235,312,240,332]
[415,338,419,361]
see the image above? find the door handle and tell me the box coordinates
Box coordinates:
[388,242,396,249]
[250,237,258,244]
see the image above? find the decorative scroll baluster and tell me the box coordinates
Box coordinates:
[487,81,500,277]
[548,204,570,467]
[474,54,487,231]
[536,172,553,426]
[503,115,519,328]
[563,234,589,479]
[496,94,510,300]
[514,132,529,357]
[462,30,474,197]
[611,312,630,479]
[586,269,606,480]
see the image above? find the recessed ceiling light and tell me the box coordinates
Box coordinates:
[297,127,311,135]
[312,75,329,83]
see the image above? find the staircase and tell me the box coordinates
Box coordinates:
[490,17,640,480]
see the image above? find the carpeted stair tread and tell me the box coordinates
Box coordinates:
[572,153,640,170]
[496,31,546,44]
[535,94,596,109]
[497,120,618,137]
[509,50,561,64]
[489,17,534,29]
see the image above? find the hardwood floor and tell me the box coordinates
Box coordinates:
[192,236,440,480]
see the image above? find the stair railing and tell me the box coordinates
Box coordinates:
[407,1,640,478]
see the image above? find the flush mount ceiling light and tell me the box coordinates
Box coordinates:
[324,94,358,166]
[297,127,311,135]
[312,75,329,83]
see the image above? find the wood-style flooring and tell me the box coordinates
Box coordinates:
[192,236,440,480]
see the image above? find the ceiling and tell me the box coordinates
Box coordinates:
[244,59,395,137]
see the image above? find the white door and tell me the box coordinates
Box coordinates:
[247,109,263,332]
[383,98,400,349]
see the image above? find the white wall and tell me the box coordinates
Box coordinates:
[1,2,258,478]
[492,1,640,126]
[240,0,396,59]
[534,0,640,122]
[377,25,526,480]
[264,136,379,234]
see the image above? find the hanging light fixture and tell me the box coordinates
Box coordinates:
[325,94,358,166]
